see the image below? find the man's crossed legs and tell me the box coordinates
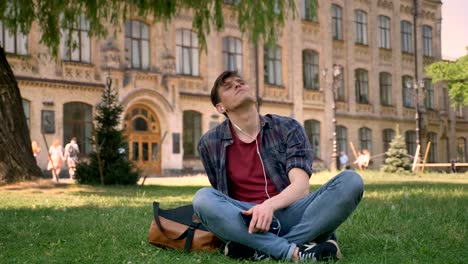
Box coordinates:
[193,170,364,261]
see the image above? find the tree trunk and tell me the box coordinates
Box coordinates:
[0,46,43,184]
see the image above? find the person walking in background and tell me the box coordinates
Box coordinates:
[47,139,63,181]
[31,140,41,164]
[64,137,80,179]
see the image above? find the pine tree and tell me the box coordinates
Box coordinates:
[381,128,412,173]
[75,78,139,185]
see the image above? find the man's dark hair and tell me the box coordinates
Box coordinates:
[210,70,240,107]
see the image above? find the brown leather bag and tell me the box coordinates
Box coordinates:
[148,202,223,252]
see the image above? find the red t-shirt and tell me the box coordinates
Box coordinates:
[227,124,279,204]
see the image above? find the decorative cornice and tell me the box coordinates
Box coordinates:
[16,76,104,92]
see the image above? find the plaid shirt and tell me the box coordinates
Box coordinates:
[198,114,313,196]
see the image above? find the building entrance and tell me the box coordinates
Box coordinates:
[123,104,161,175]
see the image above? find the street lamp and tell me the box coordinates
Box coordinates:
[331,64,342,171]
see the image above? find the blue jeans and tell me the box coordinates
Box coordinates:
[192,170,364,260]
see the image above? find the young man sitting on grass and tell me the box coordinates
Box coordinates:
[193,71,364,261]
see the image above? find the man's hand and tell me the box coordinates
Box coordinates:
[241,203,274,234]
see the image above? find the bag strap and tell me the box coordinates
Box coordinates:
[153,202,200,252]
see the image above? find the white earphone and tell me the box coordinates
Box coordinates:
[221,106,225,111]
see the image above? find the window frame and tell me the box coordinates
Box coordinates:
[0,20,28,55]
[378,15,391,49]
[355,69,369,104]
[402,75,414,108]
[183,110,202,158]
[359,127,372,152]
[380,72,392,106]
[383,129,395,153]
[303,50,320,90]
[125,20,150,70]
[401,20,413,53]
[304,119,321,159]
[264,45,283,86]
[61,14,91,63]
[332,4,343,40]
[354,10,368,45]
[176,29,200,76]
[424,78,434,110]
[422,25,433,57]
[222,36,243,74]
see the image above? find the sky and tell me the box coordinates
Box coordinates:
[441,0,468,59]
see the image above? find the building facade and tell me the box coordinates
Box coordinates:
[2,0,467,174]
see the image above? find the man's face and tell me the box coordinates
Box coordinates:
[217,76,256,111]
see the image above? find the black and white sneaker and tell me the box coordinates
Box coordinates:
[224,241,270,261]
[297,240,343,262]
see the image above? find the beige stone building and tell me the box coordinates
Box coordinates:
[2,0,467,175]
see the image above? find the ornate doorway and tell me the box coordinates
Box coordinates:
[123,104,161,175]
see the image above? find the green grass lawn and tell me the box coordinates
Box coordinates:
[0,171,467,263]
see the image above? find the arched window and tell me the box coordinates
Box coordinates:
[332,4,343,40]
[303,50,320,90]
[63,102,93,155]
[354,10,368,44]
[264,45,282,85]
[380,72,392,106]
[383,129,395,153]
[355,69,369,103]
[359,127,372,152]
[378,15,391,49]
[402,75,414,108]
[222,37,242,74]
[336,125,348,154]
[427,132,438,163]
[401,20,413,53]
[304,119,320,159]
[125,20,150,69]
[176,29,199,76]
[422,25,432,57]
[183,111,202,157]
[405,130,416,156]
[457,137,467,162]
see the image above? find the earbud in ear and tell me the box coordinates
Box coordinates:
[221,107,225,111]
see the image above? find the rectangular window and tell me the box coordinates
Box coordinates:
[303,50,319,90]
[380,72,392,106]
[379,16,391,49]
[222,37,243,74]
[125,20,150,70]
[359,127,372,152]
[405,131,416,155]
[383,129,395,153]
[332,4,343,40]
[264,45,282,85]
[401,21,413,53]
[61,14,91,63]
[176,29,200,76]
[402,76,414,108]
[422,25,433,57]
[354,10,368,45]
[355,69,369,103]
[337,126,348,154]
[336,74,345,101]
[301,0,318,22]
[304,120,321,159]
[0,20,28,55]
[424,79,434,109]
[427,133,438,163]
